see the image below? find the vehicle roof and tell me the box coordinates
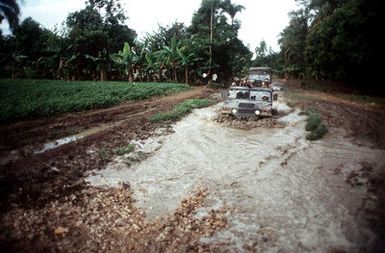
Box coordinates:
[249,67,271,71]
[248,67,272,75]
[229,86,272,92]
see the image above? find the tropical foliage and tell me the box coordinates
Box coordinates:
[0,0,20,31]
[0,0,383,88]
[0,0,251,84]
[279,0,385,86]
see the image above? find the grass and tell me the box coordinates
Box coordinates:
[97,147,113,160]
[286,101,296,108]
[150,99,214,123]
[114,144,135,156]
[0,79,190,122]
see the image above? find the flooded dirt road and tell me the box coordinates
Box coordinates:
[2,85,385,253]
[87,99,385,252]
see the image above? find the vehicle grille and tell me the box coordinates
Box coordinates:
[239,103,255,109]
[237,109,255,115]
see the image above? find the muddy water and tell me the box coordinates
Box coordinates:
[34,120,127,154]
[87,102,385,252]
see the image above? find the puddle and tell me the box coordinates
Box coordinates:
[86,101,385,252]
[34,120,125,154]
[35,135,82,153]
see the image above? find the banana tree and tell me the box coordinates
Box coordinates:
[159,35,181,82]
[11,52,27,79]
[133,45,147,81]
[85,48,110,80]
[177,48,200,84]
[144,51,158,82]
[112,42,135,82]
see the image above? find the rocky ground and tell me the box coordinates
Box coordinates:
[2,186,229,253]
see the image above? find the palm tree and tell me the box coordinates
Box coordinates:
[221,0,244,25]
[0,0,20,32]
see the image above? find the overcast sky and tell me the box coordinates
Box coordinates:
[2,0,298,52]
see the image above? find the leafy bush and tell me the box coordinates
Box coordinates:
[0,79,189,122]
[306,123,328,140]
[305,113,322,131]
[304,111,328,141]
[150,99,214,123]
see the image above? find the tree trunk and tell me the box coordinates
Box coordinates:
[57,59,64,79]
[173,67,177,83]
[209,4,213,74]
[11,63,16,79]
[127,67,133,82]
[158,68,162,82]
[185,66,189,84]
[100,69,106,81]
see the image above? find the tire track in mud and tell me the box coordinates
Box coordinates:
[0,88,207,155]
[0,88,213,213]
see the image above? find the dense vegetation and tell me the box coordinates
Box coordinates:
[277,0,385,86]
[1,0,383,88]
[0,79,189,122]
[0,0,251,84]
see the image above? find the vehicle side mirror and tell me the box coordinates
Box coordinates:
[273,93,278,101]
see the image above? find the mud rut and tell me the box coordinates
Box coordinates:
[86,99,385,252]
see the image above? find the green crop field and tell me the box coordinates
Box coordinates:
[0,79,190,123]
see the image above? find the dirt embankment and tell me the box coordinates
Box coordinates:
[0,87,215,212]
[284,80,385,149]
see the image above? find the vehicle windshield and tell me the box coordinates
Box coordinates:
[250,90,271,101]
[228,89,249,99]
[228,89,271,101]
[248,74,270,81]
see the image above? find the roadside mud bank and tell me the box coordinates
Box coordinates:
[86,101,385,252]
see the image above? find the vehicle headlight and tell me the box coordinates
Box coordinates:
[255,110,261,115]
[232,108,237,114]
